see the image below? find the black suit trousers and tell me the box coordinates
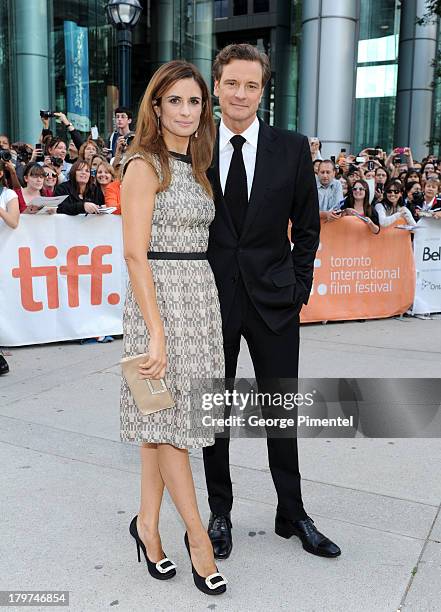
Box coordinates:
[202,278,308,521]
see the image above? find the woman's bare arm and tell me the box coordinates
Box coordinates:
[121,158,166,379]
[0,197,20,229]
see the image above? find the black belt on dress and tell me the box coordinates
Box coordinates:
[147,251,207,260]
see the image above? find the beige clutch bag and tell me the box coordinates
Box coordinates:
[121,353,174,415]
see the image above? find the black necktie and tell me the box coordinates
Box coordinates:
[224,135,248,235]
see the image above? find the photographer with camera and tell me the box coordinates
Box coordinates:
[336,152,348,175]
[111,131,134,168]
[0,157,22,191]
[358,147,383,163]
[309,136,323,162]
[55,159,104,215]
[0,134,11,152]
[42,136,72,183]
[372,166,390,203]
[404,181,424,221]
[40,110,84,152]
[108,107,133,156]
[8,142,34,185]
[385,147,414,178]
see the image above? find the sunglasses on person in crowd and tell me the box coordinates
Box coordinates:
[386,189,401,194]
[44,171,57,178]
[352,186,366,192]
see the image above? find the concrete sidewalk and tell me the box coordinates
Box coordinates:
[1,316,441,611]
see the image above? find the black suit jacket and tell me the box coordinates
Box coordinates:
[207,119,320,334]
[55,180,104,215]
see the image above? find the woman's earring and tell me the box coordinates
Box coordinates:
[156,115,161,132]
[194,130,199,139]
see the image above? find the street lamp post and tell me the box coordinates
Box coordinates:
[105,0,142,108]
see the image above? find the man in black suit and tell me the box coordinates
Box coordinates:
[203,43,341,559]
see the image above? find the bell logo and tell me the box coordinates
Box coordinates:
[12,245,120,312]
[422,246,441,261]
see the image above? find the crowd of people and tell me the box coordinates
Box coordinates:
[0,106,134,223]
[2,121,441,229]
[1,115,440,376]
[3,44,441,606]
[310,138,441,231]
[0,107,137,370]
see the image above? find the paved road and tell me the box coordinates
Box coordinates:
[1,316,440,611]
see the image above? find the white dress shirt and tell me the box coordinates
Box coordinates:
[219,116,260,199]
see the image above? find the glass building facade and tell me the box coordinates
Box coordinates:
[432,39,441,157]
[0,0,439,159]
[50,0,117,136]
[353,0,401,153]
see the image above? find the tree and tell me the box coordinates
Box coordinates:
[416,0,441,25]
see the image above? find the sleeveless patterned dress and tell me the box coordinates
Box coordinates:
[119,151,224,449]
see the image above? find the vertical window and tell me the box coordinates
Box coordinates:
[50,0,118,139]
[0,0,10,136]
[233,0,247,16]
[253,0,269,12]
[214,0,229,19]
[354,0,400,153]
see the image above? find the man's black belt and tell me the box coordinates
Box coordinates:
[147,252,207,260]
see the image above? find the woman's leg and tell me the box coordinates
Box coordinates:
[137,442,166,562]
[157,444,217,576]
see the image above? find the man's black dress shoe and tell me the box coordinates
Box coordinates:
[207,513,232,560]
[275,513,341,558]
[0,355,9,375]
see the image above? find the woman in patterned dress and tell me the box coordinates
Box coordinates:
[120,61,227,595]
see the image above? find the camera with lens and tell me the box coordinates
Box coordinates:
[412,191,425,206]
[13,143,32,164]
[50,156,64,167]
[0,149,12,162]
[123,132,135,148]
[40,110,57,119]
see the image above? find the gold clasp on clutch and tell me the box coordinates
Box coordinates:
[146,379,167,395]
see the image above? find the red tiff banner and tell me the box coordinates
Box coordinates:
[300,218,416,323]
[0,215,125,346]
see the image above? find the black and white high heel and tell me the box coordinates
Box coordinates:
[130,516,176,580]
[184,532,227,595]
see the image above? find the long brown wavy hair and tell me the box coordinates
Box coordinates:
[127,60,215,197]
[346,178,374,218]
